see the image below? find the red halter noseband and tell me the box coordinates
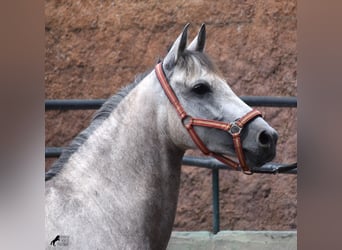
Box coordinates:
[155,63,262,174]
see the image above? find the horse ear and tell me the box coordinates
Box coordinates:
[187,23,206,52]
[163,23,189,72]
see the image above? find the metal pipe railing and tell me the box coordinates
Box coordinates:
[212,169,220,234]
[45,147,297,174]
[45,96,297,110]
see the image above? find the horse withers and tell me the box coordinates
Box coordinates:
[45,24,277,249]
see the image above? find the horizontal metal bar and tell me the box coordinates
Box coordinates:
[239,96,297,107]
[45,99,107,110]
[45,147,297,174]
[45,96,297,110]
[183,156,297,174]
[45,147,63,157]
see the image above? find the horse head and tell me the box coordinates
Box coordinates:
[159,24,278,170]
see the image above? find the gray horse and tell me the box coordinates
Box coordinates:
[46,24,277,249]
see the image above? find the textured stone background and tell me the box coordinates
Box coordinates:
[45,0,297,231]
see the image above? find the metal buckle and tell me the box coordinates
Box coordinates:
[228,121,242,135]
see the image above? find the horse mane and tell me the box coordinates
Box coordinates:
[45,70,151,181]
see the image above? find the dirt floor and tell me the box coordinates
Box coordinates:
[45,0,297,231]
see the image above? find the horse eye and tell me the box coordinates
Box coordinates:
[192,83,211,95]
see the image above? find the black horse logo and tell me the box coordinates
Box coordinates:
[50,235,60,246]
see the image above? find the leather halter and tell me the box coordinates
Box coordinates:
[155,63,262,174]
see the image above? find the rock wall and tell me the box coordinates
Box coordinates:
[45,0,297,231]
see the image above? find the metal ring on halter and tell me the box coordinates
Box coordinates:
[181,115,193,128]
[228,121,242,135]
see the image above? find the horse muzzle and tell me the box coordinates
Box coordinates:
[242,118,278,169]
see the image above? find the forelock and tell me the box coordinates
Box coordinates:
[176,50,220,76]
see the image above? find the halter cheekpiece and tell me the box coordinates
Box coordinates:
[155,62,262,174]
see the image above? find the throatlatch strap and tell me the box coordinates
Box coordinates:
[155,63,187,119]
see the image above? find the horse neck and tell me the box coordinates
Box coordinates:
[106,72,185,178]
[46,74,185,249]
[61,72,185,211]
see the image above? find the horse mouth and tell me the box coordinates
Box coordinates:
[214,148,275,170]
[244,148,276,169]
[208,133,277,170]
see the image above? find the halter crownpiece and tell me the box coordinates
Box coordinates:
[155,62,262,174]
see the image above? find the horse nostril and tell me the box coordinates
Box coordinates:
[258,130,277,147]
